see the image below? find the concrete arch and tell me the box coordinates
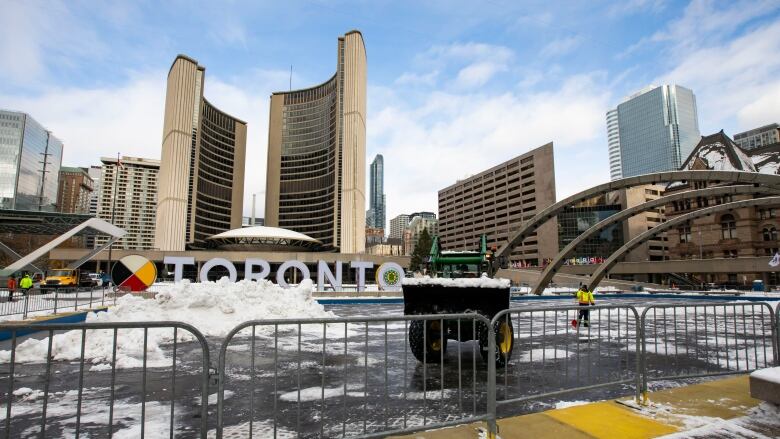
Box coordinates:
[494,170,780,266]
[530,184,780,295]
[587,196,780,290]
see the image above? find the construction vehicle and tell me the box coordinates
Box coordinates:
[403,235,513,367]
[43,269,95,288]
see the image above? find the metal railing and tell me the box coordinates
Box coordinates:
[0,321,210,439]
[215,313,495,439]
[491,305,641,414]
[0,286,115,319]
[639,302,778,401]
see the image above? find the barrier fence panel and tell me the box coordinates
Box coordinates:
[216,313,495,439]
[491,305,641,413]
[0,287,115,319]
[0,321,210,438]
[640,302,778,398]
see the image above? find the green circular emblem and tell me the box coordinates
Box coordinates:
[383,269,400,286]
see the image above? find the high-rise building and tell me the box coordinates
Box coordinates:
[608,85,700,179]
[367,154,385,230]
[155,55,247,251]
[96,156,160,250]
[606,109,622,180]
[409,211,436,221]
[438,143,558,266]
[87,165,101,216]
[57,167,93,214]
[265,31,367,253]
[0,110,63,211]
[733,123,779,150]
[404,216,438,256]
[389,214,410,240]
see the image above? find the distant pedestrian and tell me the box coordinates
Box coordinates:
[19,273,33,299]
[6,276,16,302]
[576,285,595,328]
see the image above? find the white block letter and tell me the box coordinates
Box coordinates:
[377,262,405,292]
[164,256,195,283]
[276,260,310,288]
[245,259,270,281]
[199,258,237,282]
[317,260,342,292]
[350,261,374,292]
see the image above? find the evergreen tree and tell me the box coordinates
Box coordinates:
[410,229,433,273]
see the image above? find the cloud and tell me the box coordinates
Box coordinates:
[455,62,507,87]
[395,70,439,86]
[540,36,582,57]
[418,42,515,88]
[608,0,667,17]
[370,73,611,219]
[656,19,780,131]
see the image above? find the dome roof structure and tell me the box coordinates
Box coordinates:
[207,226,322,251]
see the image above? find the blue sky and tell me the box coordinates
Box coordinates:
[2,0,779,221]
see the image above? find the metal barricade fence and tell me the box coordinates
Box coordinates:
[640,302,778,401]
[215,313,496,439]
[491,305,641,414]
[0,286,114,319]
[0,321,210,439]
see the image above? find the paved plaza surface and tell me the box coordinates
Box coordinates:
[1,297,777,437]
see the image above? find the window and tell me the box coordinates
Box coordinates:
[763,227,778,242]
[721,214,736,239]
[678,223,691,243]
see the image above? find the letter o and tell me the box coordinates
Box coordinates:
[376,262,405,291]
[199,258,237,282]
[276,261,311,288]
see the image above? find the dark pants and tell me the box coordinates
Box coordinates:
[578,304,590,327]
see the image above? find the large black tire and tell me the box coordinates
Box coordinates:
[479,318,514,368]
[409,320,448,363]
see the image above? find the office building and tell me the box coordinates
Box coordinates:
[733,123,779,151]
[404,216,438,256]
[367,154,385,230]
[606,109,622,180]
[608,85,700,179]
[389,214,410,239]
[0,110,63,211]
[365,226,384,246]
[265,31,367,253]
[438,143,558,266]
[665,131,779,286]
[409,211,436,221]
[557,194,624,263]
[155,55,247,252]
[57,167,93,214]
[96,156,160,250]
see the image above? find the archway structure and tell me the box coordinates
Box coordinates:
[586,196,780,290]
[530,184,780,295]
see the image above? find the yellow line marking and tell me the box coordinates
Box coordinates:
[546,401,678,438]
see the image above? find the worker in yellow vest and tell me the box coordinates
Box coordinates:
[576,285,595,328]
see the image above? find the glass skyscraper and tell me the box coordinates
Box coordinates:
[367,154,385,230]
[0,110,63,211]
[607,85,700,179]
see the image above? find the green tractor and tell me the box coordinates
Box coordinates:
[403,235,514,367]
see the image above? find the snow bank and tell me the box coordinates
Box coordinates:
[402,276,510,289]
[0,278,334,369]
[750,366,780,385]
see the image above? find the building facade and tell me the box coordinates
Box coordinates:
[367,154,385,230]
[606,109,622,180]
[365,226,384,245]
[57,167,93,214]
[557,194,624,263]
[155,55,247,251]
[96,156,160,250]
[733,123,779,151]
[404,216,438,256]
[608,85,700,178]
[665,131,780,287]
[438,143,558,266]
[389,214,410,240]
[0,110,63,211]
[265,31,367,253]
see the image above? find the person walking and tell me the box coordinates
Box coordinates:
[6,275,16,302]
[19,273,33,300]
[576,285,595,328]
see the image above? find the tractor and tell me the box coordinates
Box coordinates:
[403,235,514,367]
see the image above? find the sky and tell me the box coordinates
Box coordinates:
[1,0,779,224]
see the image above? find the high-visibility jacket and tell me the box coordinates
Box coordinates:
[576,289,595,304]
[19,276,33,289]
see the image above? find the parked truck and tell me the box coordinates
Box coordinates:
[43,269,95,288]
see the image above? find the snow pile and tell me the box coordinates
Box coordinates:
[0,278,333,369]
[750,366,780,385]
[402,276,510,289]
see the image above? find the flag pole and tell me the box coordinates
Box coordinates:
[107,153,120,277]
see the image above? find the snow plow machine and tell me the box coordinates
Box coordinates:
[403,235,513,367]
